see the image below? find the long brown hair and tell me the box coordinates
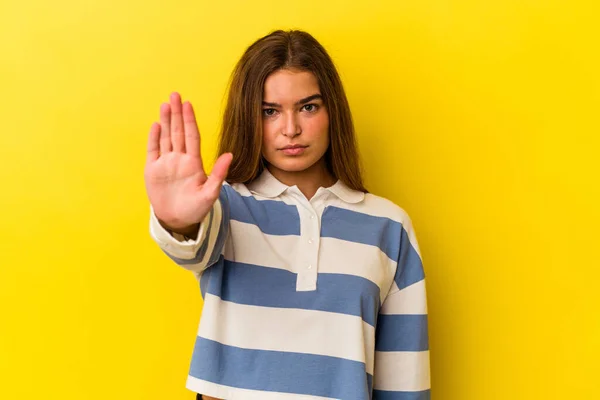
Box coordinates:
[217,29,367,192]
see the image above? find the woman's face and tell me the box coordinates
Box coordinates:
[261,68,330,176]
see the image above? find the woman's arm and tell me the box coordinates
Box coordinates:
[149,186,230,274]
[373,216,431,399]
[144,92,232,274]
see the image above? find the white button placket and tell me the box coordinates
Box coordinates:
[295,203,321,292]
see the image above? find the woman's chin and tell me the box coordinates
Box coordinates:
[269,158,318,173]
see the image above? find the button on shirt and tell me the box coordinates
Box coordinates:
[149,168,430,400]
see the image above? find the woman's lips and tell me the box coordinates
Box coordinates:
[281,146,307,156]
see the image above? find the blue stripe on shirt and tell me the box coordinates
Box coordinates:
[321,206,402,261]
[375,314,429,351]
[394,227,425,290]
[189,337,372,400]
[199,264,210,299]
[223,185,300,236]
[373,389,431,400]
[203,257,381,327]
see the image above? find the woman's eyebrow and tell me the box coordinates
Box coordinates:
[295,94,323,105]
[262,94,323,108]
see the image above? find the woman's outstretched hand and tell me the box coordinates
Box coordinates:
[144,92,232,235]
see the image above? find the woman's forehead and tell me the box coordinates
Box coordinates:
[263,69,321,104]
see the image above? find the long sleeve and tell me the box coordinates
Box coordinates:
[373,216,431,399]
[149,185,230,275]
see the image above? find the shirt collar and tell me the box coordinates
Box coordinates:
[327,179,366,204]
[247,168,289,198]
[248,168,365,204]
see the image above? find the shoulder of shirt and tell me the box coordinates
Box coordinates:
[223,180,414,227]
[360,191,414,225]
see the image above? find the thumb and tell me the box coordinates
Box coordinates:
[203,152,233,195]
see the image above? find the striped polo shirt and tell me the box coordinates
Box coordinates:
[149,169,431,400]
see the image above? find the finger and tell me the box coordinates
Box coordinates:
[170,92,185,153]
[159,103,172,154]
[183,101,201,158]
[202,152,233,195]
[147,122,160,162]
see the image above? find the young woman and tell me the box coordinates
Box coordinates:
[144,30,430,400]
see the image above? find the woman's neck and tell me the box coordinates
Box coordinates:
[267,159,336,200]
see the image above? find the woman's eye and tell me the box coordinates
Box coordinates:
[302,104,319,113]
[263,108,277,117]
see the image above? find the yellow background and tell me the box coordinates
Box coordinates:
[1,0,598,399]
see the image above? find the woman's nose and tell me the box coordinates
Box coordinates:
[281,113,301,138]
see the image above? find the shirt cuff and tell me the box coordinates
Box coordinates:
[149,205,207,258]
